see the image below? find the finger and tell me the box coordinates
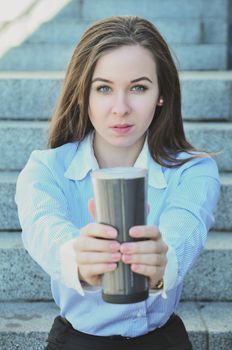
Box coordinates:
[120,240,166,254]
[81,263,117,277]
[129,226,161,240]
[77,251,121,264]
[76,236,120,253]
[130,264,165,279]
[122,253,167,266]
[88,199,95,219]
[80,223,117,239]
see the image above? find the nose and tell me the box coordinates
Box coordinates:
[111,92,131,116]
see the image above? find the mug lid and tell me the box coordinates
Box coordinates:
[91,167,147,180]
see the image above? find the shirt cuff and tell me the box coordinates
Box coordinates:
[149,244,178,299]
[59,239,102,295]
[59,238,85,295]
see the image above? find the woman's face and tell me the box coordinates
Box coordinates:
[88,45,160,155]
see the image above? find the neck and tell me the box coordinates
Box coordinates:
[93,135,145,168]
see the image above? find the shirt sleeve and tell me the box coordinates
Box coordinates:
[59,239,101,295]
[158,156,220,290]
[15,150,82,287]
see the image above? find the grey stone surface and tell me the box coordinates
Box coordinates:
[0,172,20,230]
[0,43,227,71]
[0,302,58,350]
[0,233,52,301]
[0,73,62,120]
[198,302,232,349]
[176,302,207,349]
[55,0,227,20]
[26,20,90,45]
[0,44,74,71]
[214,174,232,231]
[0,232,231,301]
[173,44,227,70]
[79,0,230,20]
[184,122,232,172]
[47,2,228,44]
[2,121,232,171]
[204,19,228,44]
[181,73,232,120]
[0,72,231,121]
[25,19,202,45]
[0,121,48,170]
[181,232,232,301]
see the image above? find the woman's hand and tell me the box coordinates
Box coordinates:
[120,226,168,288]
[73,223,120,286]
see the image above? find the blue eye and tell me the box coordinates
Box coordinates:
[97,85,111,93]
[131,85,148,92]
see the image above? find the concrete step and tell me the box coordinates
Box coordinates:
[0,301,231,349]
[0,231,231,301]
[0,71,231,121]
[0,172,20,230]
[1,121,232,171]
[0,121,48,170]
[25,18,222,45]
[0,72,62,120]
[0,232,51,301]
[177,302,232,350]
[52,0,229,20]
[0,301,58,350]
[0,43,227,71]
[182,231,232,301]
[24,18,228,45]
[179,71,232,121]
[184,122,232,172]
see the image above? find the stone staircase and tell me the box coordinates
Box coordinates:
[0,0,231,349]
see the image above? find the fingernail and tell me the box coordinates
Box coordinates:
[110,242,120,251]
[129,228,140,237]
[108,263,117,270]
[107,229,117,238]
[121,244,130,253]
[123,254,131,262]
[111,253,121,261]
[131,264,139,271]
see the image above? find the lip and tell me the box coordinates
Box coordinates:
[111,124,133,135]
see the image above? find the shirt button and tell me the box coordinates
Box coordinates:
[137,312,142,318]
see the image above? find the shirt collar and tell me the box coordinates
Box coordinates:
[64,132,99,180]
[64,132,167,189]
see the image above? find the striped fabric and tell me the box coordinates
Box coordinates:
[15,133,220,337]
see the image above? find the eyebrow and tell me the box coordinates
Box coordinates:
[91,76,153,84]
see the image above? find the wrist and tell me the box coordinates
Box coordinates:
[150,278,164,290]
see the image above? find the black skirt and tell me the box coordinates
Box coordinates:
[44,313,192,350]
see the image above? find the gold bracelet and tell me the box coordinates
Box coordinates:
[153,279,164,290]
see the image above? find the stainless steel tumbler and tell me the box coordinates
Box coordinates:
[91,167,149,304]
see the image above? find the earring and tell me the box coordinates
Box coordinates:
[158,97,164,106]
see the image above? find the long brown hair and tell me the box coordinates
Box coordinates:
[48,16,203,167]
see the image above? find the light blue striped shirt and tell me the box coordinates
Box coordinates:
[15,133,220,337]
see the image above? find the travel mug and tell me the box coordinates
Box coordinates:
[91,167,149,304]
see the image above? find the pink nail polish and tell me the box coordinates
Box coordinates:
[124,254,131,262]
[110,242,120,251]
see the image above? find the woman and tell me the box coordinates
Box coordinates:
[15,16,220,350]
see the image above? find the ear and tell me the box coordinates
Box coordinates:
[88,199,95,219]
[157,96,164,106]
